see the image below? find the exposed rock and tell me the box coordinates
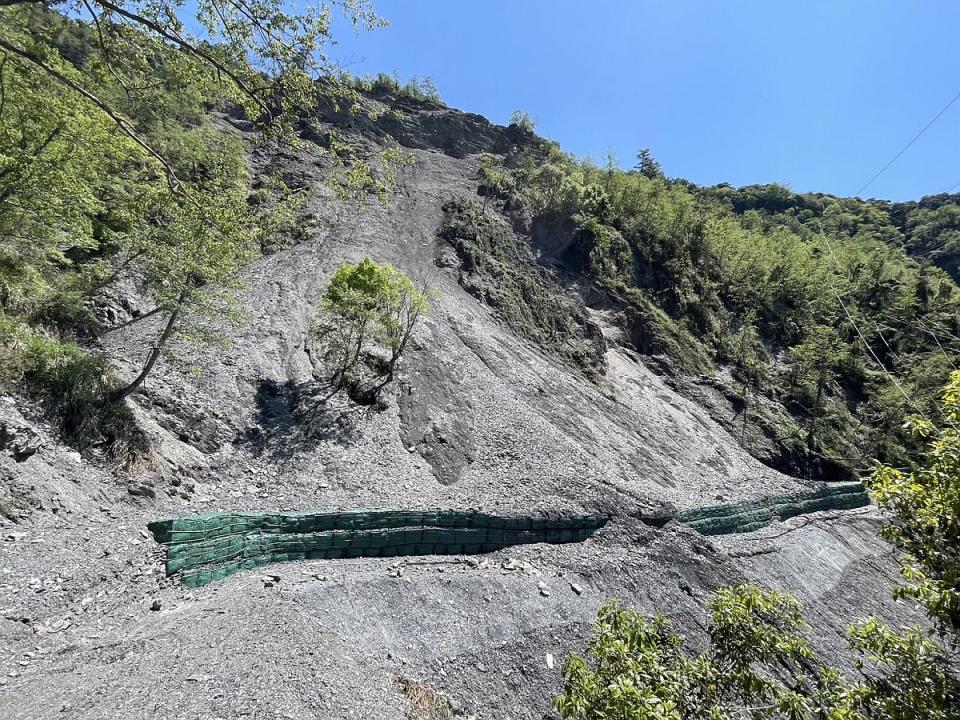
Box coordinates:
[0,87,928,720]
[0,420,41,462]
[127,483,156,499]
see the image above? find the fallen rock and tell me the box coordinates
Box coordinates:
[128,483,156,499]
[0,421,41,462]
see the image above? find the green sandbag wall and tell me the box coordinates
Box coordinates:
[147,509,609,587]
[677,482,870,536]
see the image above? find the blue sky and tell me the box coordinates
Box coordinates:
[330,1,960,201]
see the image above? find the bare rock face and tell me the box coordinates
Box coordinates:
[0,93,926,720]
[398,333,477,485]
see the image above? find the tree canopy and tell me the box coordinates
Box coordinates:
[0,1,381,452]
[495,144,960,476]
[556,586,957,720]
[870,370,960,638]
[315,258,430,389]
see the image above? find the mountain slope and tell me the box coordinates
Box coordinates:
[0,92,926,720]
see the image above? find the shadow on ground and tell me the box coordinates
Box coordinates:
[241,378,376,459]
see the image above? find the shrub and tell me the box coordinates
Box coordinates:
[509,109,535,133]
[0,312,147,462]
[314,259,431,388]
[870,370,960,637]
[556,586,957,719]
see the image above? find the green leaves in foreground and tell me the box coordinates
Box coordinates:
[555,586,957,720]
[870,370,960,637]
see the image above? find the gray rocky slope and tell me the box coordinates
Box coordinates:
[0,92,922,719]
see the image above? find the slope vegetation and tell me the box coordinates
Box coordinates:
[0,85,937,719]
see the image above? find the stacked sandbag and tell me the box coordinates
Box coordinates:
[677,482,870,536]
[147,509,609,587]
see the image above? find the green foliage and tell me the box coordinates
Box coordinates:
[789,324,845,448]
[0,312,146,461]
[634,148,664,180]
[331,146,416,207]
[504,143,960,472]
[477,153,514,209]
[906,204,960,280]
[559,400,960,718]
[315,258,430,385]
[249,173,311,254]
[556,586,958,720]
[509,109,535,133]
[0,1,377,444]
[439,197,608,378]
[5,0,385,143]
[870,371,960,637]
[846,619,958,720]
[353,72,444,105]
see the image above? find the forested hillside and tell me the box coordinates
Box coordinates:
[472,141,960,478]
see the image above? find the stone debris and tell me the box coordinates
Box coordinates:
[127,483,156,499]
[0,92,921,720]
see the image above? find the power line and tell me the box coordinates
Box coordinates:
[815,223,929,420]
[935,177,960,195]
[854,89,960,198]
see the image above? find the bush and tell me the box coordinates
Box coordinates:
[355,72,443,105]
[314,258,431,389]
[0,312,147,463]
[509,109,535,133]
[870,370,960,637]
[556,586,958,719]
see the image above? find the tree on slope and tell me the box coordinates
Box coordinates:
[0,0,382,404]
[314,258,430,388]
[870,370,960,638]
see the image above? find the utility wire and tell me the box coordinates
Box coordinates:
[816,90,960,424]
[854,89,960,197]
[935,177,960,195]
[815,223,929,420]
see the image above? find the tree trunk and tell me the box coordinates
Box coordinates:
[108,296,183,404]
[807,369,825,450]
[740,385,749,445]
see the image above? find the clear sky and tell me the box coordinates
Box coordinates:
[330,1,960,201]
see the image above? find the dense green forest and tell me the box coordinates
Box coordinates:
[477,140,960,477]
